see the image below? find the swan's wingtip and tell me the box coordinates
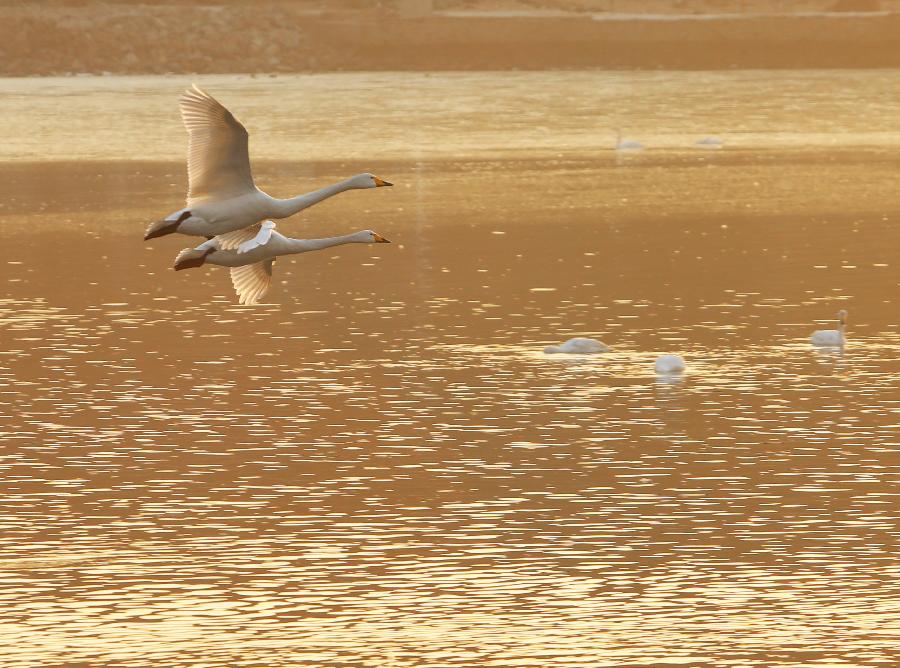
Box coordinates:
[183,83,209,100]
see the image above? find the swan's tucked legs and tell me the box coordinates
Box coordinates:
[174,237,219,272]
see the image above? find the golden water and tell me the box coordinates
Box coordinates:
[1,71,899,667]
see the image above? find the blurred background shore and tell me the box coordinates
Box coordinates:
[2,0,899,75]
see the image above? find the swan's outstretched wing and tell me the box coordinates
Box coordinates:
[230,259,274,305]
[180,84,255,204]
[211,223,276,304]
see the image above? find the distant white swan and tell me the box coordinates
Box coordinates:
[655,355,686,374]
[174,222,391,305]
[695,136,723,149]
[615,130,644,151]
[810,310,848,347]
[144,85,392,241]
[544,338,610,354]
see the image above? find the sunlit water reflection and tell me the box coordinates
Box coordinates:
[1,72,899,667]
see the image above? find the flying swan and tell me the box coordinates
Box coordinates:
[144,85,392,241]
[173,221,391,305]
[810,310,848,347]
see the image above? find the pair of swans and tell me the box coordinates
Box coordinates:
[145,85,393,304]
[614,132,724,151]
[543,337,686,375]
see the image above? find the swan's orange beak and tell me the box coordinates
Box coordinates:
[373,233,391,243]
[373,176,393,187]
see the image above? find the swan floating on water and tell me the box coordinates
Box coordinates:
[544,338,610,354]
[695,136,723,149]
[615,130,644,151]
[655,355,686,374]
[810,310,847,347]
[174,222,391,305]
[144,85,392,241]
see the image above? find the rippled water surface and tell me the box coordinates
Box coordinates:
[1,71,900,668]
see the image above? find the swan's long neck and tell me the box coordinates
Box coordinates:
[286,232,364,254]
[270,179,355,218]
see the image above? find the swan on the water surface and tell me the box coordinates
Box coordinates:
[543,338,610,354]
[173,222,391,305]
[615,130,644,151]
[655,354,686,374]
[810,310,848,347]
[695,136,724,149]
[144,85,392,241]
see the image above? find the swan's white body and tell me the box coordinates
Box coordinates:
[615,130,644,151]
[655,355,686,374]
[695,136,723,149]
[173,222,390,305]
[145,85,391,241]
[811,310,848,347]
[544,338,610,354]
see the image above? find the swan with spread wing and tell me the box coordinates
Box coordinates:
[173,222,391,305]
[144,85,392,242]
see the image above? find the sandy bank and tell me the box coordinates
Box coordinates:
[2,4,900,75]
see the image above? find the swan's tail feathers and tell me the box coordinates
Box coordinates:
[173,247,211,271]
[144,210,191,241]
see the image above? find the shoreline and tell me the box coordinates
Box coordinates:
[2,6,899,75]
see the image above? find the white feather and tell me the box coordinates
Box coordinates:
[238,220,276,254]
[544,338,610,354]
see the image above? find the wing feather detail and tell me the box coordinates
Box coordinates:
[215,224,262,252]
[230,259,274,305]
[179,84,255,203]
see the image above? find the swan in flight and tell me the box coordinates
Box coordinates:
[655,355,686,374]
[144,85,392,241]
[544,338,610,354]
[810,310,848,347]
[173,221,391,305]
[615,130,644,151]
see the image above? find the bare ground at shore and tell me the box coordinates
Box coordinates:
[2,2,900,75]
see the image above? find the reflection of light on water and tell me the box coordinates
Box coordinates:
[655,372,684,386]
[3,76,900,664]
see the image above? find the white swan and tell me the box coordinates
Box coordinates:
[655,355,686,374]
[144,85,392,241]
[810,310,848,347]
[695,136,723,149]
[544,338,610,354]
[173,222,391,305]
[615,130,644,151]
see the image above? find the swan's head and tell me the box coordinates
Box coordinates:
[353,230,391,244]
[837,309,848,324]
[350,173,393,189]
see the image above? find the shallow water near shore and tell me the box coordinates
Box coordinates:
[1,72,900,667]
